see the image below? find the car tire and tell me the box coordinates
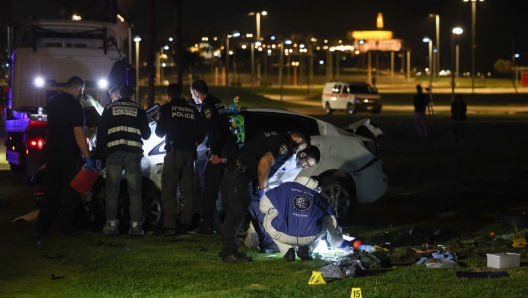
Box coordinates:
[118,182,164,232]
[321,177,356,225]
[325,102,333,115]
[142,183,164,232]
[347,103,357,115]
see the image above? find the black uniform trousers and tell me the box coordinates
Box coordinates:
[221,169,253,259]
[199,161,227,230]
[37,155,81,235]
[199,142,238,230]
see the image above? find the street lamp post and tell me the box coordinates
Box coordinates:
[429,14,440,77]
[451,27,463,100]
[225,32,240,88]
[423,37,433,89]
[133,36,141,99]
[279,40,291,101]
[249,11,267,86]
[464,0,484,93]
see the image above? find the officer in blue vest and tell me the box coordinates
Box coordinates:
[260,176,351,261]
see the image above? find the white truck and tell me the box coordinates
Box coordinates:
[3,19,132,182]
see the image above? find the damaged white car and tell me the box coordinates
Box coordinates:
[141,107,387,226]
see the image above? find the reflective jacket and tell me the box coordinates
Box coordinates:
[95,98,151,157]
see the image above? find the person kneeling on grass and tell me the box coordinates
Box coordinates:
[259,176,350,261]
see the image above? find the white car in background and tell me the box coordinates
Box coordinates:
[139,107,387,227]
[322,82,382,115]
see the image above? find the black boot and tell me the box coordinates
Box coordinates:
[297,245,313,261]
[283,248,296,261]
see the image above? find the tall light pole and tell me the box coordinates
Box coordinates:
[279,40,292,101]
[464,0,484,93]
[248,11,267,87]
[225,32,240,88]
[423,37,433,89]
[248,10,267,42]
[133,36,141,99]
[429,14,440,77]
[451,27,463,101]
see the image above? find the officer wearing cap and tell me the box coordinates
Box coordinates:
[190,80,237,234]
[156,83,205,235]
[220,130,309,263]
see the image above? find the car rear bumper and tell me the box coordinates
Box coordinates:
[352,158,388,203]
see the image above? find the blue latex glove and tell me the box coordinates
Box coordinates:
[84,157,94,171]
[95,159,102,171]
[258,189,267,201]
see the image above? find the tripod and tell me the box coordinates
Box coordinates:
[426,87,436,121]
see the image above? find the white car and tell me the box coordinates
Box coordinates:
[322,82,382,115]
[138,107,388,227]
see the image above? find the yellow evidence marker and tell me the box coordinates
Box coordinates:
[308,271,326,285]
[351,287,363,298]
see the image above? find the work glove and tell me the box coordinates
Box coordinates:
[95,159,102,171]
[84,157,94,171]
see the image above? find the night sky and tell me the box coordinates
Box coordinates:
[8,0,528,73]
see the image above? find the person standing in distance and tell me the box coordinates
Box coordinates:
[155,84,204,235]
[95,85,151,236]
[451,95,467,142]
[37,76,94,238]
[221,130,308,263]
[190,80,237,235]
[413,84,429,138]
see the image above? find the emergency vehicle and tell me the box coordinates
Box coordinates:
[3,19,132,182]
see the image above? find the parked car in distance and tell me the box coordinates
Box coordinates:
[322,82,382,115]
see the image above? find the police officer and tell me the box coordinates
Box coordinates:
[37,76,94,238]
[95,85,151,236]
[190,80,237,234]
[156,83,204,235]
[221,130,309,263]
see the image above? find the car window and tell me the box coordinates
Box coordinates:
[243,111,320,142]
[349,84,376,94]
[332,84,341,94]
[342,85,349,94]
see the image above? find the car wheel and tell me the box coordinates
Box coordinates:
[347,103,357,115]
[325,102,333,115]
[321,177,356,225]
[118,182,164,232]
[142,184,164,232]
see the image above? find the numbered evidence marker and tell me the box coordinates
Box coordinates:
[308,271,326,285]
[351,288,363,298]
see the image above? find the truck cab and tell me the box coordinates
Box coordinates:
[4,19,132,181]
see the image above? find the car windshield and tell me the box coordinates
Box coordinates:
[349,84,376,94]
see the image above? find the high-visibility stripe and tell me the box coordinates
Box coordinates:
[108,126,141,135]
[107,139,142,148]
